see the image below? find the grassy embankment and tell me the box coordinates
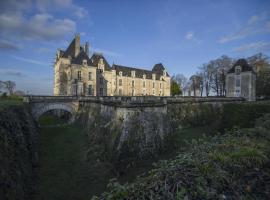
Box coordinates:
[93,116,270,199]
[0,95,23,109]
[92,102,270,200]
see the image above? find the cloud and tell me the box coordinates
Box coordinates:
[234,41,270,52]
[35,0,88,18]
[11,55,48,66]
[0,13,76,41]
[0,40,19,51]
[219,13,270,44]
[185,31,194,40]
[0,69,25,77]
[93,48,123,57]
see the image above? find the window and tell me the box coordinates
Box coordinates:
[119,71,122,76]
[131,71,135,77]
[235,67,241,75]
[100,77,103,84]
[132,80,135,87]
[153,82,155,88]
[160,83,162,88]
[236,78,240,87]
[153,89,155,95]
[78,71,82,80]
[88,85,93,95]
[132,89,135,96]
[119,89,122,95]
[88,72,92,80]
[100,88,103,96]
[143,81,146,87]
[119,79,122,86]
[143,74,146,79]
[83,60,87,66]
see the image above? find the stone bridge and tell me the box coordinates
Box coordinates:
[24,95,244,122]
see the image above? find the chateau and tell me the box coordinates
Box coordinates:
[54,34,171,96]
[226,59,256,101]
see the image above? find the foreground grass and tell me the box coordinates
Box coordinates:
[93,115,270,200]
[0,97,23,109]
[37,121,114,200]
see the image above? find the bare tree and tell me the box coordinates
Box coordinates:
[171,74,188,96]
[2,81,16,95]
[190,75,201,97]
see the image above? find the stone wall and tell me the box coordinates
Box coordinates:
[0,106,38,200]
[76,100,225,170]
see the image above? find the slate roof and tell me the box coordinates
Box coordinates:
[112,64,153,79]
[58,36,170,77]
[90,53,111,71]
[112,64,169,80]
[227,59,255,74]
[72,51,93,66]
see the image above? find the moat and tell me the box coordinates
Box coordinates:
[36,114,210,200]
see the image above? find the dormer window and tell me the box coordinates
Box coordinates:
[98,58,104,70]
[131,70,136,78]
[152,74,156,80]
[143,74,146,79]
[163,70,166,76]
[119,71,123,76]
[235,66,241,75]
[83,59,87,66]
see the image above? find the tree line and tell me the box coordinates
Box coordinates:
[171,53,270,98]
[0,80,25,96]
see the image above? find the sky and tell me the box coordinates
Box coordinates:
[0,0,269,94]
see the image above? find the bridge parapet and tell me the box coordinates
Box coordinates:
[24,95,245,105]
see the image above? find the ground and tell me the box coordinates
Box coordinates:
[36,115,209,200]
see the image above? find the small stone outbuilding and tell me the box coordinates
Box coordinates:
[226,59,256,101]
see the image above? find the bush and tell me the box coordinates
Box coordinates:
[92,115,270,200]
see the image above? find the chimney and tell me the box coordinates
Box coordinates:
[74,33,80,57]
[84,42,89,56]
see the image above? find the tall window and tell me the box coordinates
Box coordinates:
[88,85,93,95]
[78,71,82,80]
[236,78,241,87]
[143,81,146,87]
[100,77,103,84]
[119,89,122,95]
[160,83,162,88]
[119,79,122,86]
[132,89,135,96]
[132,80,135,87]
[88,72,92,80]
[100,88,103,96]
[152,82,155,88]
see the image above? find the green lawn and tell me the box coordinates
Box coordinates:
[0,98,23,109]
[37,123,114,200]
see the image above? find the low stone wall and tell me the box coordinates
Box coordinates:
[0,106,38,200]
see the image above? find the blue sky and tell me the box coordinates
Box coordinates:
[0,0,269,94]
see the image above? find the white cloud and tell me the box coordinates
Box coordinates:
[185,31,194,40]
[11,55,48,66]
[234,41,270,52]
[0,40,19,51]
[219,13,270,44]
[93,48,123,57]
[0,13,76,41]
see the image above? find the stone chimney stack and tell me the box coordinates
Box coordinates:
[84,42,89,56]
[74,33,80,57]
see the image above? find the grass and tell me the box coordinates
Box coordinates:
[39,114,68,126]
[36,115,213,200]
[0,97,23,109]
[36,116,114,200]
[92,115,270,200]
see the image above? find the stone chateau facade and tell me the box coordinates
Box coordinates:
[226,59,256,101]
[54,34,171,96]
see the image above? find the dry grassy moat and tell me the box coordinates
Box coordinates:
[36,115,210,200]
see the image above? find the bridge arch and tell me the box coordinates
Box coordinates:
[32,102,77,124]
